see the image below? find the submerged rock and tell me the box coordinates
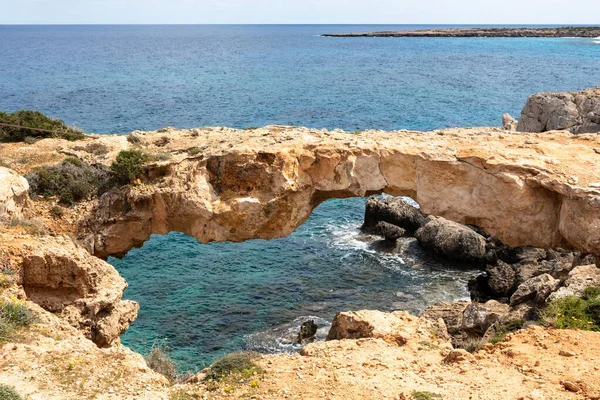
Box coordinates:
[414,216,488,264]
[297,320,318,344]
[361,197,427,236]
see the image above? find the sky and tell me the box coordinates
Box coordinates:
[1,0,599,25]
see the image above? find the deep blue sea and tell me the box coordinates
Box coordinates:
[1,25,599,370]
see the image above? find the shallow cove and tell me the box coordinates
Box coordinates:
[109,197,476,371]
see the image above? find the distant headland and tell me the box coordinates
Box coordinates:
[322,26,600,38]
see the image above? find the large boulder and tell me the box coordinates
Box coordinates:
[414,216,488,264]
[547,265,600,302]
[361,197,428,236]
[517,87,600,133]
[0,167,30,225]
[461,301,510,336]
[509,273,560,306]
[468,261,516,303]
[369,221,406,241]
[326,310,443,345]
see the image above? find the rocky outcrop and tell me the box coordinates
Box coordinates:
[0,167,30,224]
[518,87,600,133]
[509,273,560,306]
[547,265,600,301]
[326,310,449,346]
[414,217,489,264]
[2,233,137,347]
[502,113,518,132]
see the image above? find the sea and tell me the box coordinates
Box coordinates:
[0,24,598,371]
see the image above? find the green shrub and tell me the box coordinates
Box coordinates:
[0,299,38,343]
[0,110,83,142]
[25,158,111,206]
[411,391,442,400]
[0,384,22,400]
[127,134,141,145]
[490,319,525,344]
[83,142,109,156]
[541,289,600,331]
[110,150,148,185]
[187,147,202,156]
[205,352,263,382]
[145,340,178,382]
[456,337,486,353]
[50,205,64,218]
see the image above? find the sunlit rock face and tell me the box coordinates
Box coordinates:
[72,126,600,259]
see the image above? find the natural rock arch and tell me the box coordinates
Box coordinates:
[76,130,600,259]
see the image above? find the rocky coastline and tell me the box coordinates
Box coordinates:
[1,87,600,399]
[323,26,600,38]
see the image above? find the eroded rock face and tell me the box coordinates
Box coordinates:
[0,167,30,224]
[326,310,446,345]
[4,234,137,347]
[518,87,600,133]
[547,265,600,302]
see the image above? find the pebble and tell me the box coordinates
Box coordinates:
[560,380,581,392]
[559,350,576,357]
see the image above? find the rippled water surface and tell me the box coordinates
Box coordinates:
[2,25,599,370]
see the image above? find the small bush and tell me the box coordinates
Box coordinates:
[23,136,37,145]
[0,384,22,400]
[50,205,64,218]
[205,352,263,382]
[127,134,141,145]
[412,391,442,400]
[456,337,486,353]
[187,147,202,156]
[25,158,111,206]
[154,136,170,147]
[0,110,84,142]
[490,319,525,344]
[0,298,38,343]
[541,289,600,331]
[84,142,109,156]
[110,150,148,185]
[145,340,177,382]
[9,218,45,236]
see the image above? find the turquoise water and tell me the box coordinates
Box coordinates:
[1,25,599,370]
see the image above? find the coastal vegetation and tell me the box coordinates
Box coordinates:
[0,110,84,142]
[25,149,149,206]
[0,297,37,343]
[0,385,23,400]
[541,287,600,331]
[204,352,263,382]
[144,340,178,383]
[26,157,111,206]
[110,149,148,184]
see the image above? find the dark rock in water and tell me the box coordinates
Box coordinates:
[414,216,488,264]
[468,261,516,303]
[370,221,406,241]
[297,320,318,344]
[487,261,517,297]
[361,197,427,236]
